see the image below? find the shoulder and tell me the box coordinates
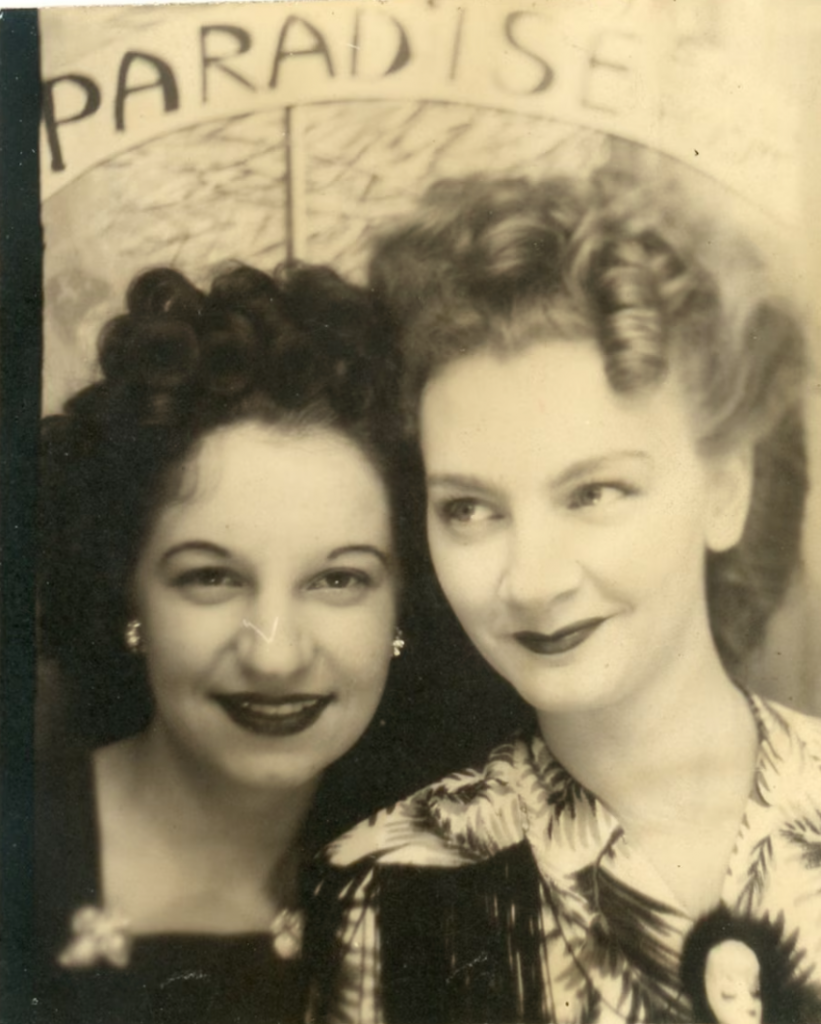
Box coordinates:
[755,695,821,767]
[35,749,100,957]
[321,737,534,872]
[751,694,821,815]
[36,749,95,836]
[780,700,821,749]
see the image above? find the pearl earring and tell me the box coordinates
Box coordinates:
[124,619,144,654]
[392,629,405,659]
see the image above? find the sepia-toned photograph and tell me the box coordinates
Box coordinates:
[16,0,821,1020]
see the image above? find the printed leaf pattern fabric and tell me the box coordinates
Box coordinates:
[321,694,821,1023]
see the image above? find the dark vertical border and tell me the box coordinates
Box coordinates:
[0,8,43,1019]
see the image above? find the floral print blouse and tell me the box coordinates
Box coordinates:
[316,694,821,1023]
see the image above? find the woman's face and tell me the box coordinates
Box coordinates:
[132,421,397,793]
[704,940,762,1024]
[421,339,750,721]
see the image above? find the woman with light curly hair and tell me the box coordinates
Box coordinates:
[310,172,821,1023]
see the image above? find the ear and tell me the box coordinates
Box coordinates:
[704,446,754,553]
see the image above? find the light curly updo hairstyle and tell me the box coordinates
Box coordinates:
[39,262,401,746]
[369,171,808,673]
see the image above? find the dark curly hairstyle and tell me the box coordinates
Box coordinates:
[38,262,404,747]
[681,906,821,1023]
[368,171,808,673]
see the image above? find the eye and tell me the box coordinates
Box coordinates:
[172,566,244,604]
[446,498,477,523]
[309,569,372,594]
[567,481,635,510]
[175,567,242,588]
[437,497,496,525]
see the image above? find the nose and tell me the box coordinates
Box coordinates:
[235,602,313,679]
[498,514,583,611]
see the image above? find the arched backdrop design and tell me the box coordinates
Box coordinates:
[39,0,821,753]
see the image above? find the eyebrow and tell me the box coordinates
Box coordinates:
[427,451,652,493]
[161,541,231,563]
[550,450,652,489]
[327,544,389,566]
[426,473,496,492]
[162,541,389,566]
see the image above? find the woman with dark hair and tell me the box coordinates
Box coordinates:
[312,173,821,1023]
[35,262,406,1023]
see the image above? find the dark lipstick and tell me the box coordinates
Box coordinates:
[213,693,332,737]
[513,618,605,656]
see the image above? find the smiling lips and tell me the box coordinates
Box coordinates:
[513,617,606,655]
[213,692,333,736]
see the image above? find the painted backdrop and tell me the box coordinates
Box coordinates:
[39,0,821,718]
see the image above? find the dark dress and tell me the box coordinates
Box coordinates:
[34,753,309,1024]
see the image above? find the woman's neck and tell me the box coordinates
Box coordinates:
[126,723,316,847]
[95,726,318,931]
[536,639,759,916]
[536,640,757,827]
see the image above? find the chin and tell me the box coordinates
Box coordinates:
[520,674,623,717]
[213,749,326,793]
